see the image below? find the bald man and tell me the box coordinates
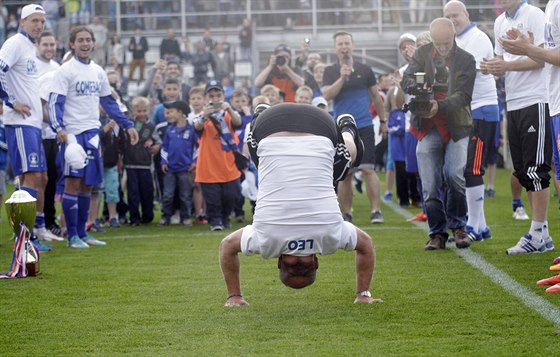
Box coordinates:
[444,1,499,243]
[402,18,476,251]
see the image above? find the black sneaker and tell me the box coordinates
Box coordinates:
[336,113,363,167]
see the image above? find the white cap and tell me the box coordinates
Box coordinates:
[64,134,87,170]
[398,33,417,47]
[312,96,328,108]
[21,4,45,19]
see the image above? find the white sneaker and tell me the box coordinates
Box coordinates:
[506,234,546,255]
[513,206,529,220]
[35,227,64,242]
[544,236,555,252]
[170,210,181,225]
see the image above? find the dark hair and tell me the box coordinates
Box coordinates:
[38,31,55,43]
[163,77,180,87]
[166,60,182,73]
[69,26,96,44]
[332,30,353,42]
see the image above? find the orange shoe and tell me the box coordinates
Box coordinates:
[551,263,560,272]
[407,212,427,222]
[545,283,560,293]
[536,274,560,286]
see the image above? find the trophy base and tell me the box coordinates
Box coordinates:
[26,262,41,277]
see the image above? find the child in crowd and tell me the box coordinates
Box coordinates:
[295,85,313,104]
[230,88,253,222]
[122,96,159,225]
[160,100,196,226]
[260,84,281,106]
[194,80,242,231]
[151,78,181,125]
[186,87,208,224]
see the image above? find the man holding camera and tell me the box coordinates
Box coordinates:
[254,44,304,103]
[402,18,476,250]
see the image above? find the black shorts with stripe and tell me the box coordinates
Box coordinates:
[507,103,552,192]
[247,103,352,183]
[464,120,498,187]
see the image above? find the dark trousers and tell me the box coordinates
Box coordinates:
[395,160,409,206]
[43,138,58,227]
[200,179,241,227]
[127,168,154,224]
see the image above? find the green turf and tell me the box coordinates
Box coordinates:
[0,168,559,356]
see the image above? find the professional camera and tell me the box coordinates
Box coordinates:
[403,61,449,116]
[403,72,432,116]
[276,55,287,66]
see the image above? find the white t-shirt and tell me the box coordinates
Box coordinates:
[0,33,43,128]
[50,57,112,135]
[456,24,498,110]
[36,57,60,139]
[544,1,560,116]
[494,2,547,111]
[240,136,357,259]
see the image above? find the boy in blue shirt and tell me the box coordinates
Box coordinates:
[160,100,196,226]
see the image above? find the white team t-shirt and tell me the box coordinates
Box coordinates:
[456,24,498,110]
[494,2,548,111]
[36,57,60,139]
[0,33,43,128]
[544,1,560,117]
[240,136,357,259]
[50,57,112,135]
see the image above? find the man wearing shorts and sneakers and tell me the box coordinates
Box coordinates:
[481,0,554,254]
[0,4,62,251]
[219,103,382,307]
[322,31,387,224]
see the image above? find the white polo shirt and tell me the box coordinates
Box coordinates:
[544,1,560,116]
[494,1,547,111]
[456,23,498,111]
[0,33,43,128]
[240,136,357,259]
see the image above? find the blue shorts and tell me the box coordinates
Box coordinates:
[59,129,103,186]
[5,125,46,175]
[551,114,560,180]
[103,166,119,203]
[471,104,499,122]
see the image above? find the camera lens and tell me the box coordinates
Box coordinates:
[276,56,287,66]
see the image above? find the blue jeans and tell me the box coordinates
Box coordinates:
[162,171,191,220]
[416,129,468,237]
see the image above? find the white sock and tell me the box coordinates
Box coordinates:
[466,185,484,232]
[543,221,549,239]
[529,220,545,240]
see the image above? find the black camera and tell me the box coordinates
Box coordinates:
[403,72,433,116]
[276,55,287,66]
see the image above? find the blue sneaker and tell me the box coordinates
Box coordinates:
[383,192,393,202]
[481,227,492,240]
[31,238,52,252]
[68,236,90,249]
[81,235,107,246]
[109,218,121,228]
[466,225,482,242]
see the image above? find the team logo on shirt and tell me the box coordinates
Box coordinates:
[183,131,190,140]
[26,59,37,75]
[28,152,38,166]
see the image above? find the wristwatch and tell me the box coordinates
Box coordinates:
[356,290,371,298]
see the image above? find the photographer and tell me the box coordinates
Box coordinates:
[402,18,476,251]
[254,44,304,103]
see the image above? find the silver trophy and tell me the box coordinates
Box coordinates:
[5,190,40,276]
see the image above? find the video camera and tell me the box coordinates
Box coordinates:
[403,59,449,116]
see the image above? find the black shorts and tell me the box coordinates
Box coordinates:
[507,103,552,191]
[247,103,352,182]
[464,120,497,187]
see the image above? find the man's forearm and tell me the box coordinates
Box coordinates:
[506,57,544,72]
[526,47,560,67]
[322,78,344,101]
[354,231,375,292]
[219,238,243,296]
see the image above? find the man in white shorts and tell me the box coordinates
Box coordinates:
[219,103,382,307]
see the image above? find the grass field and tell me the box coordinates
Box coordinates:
[1,167,559,356]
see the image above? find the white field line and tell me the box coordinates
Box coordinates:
[383,200,560,329]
